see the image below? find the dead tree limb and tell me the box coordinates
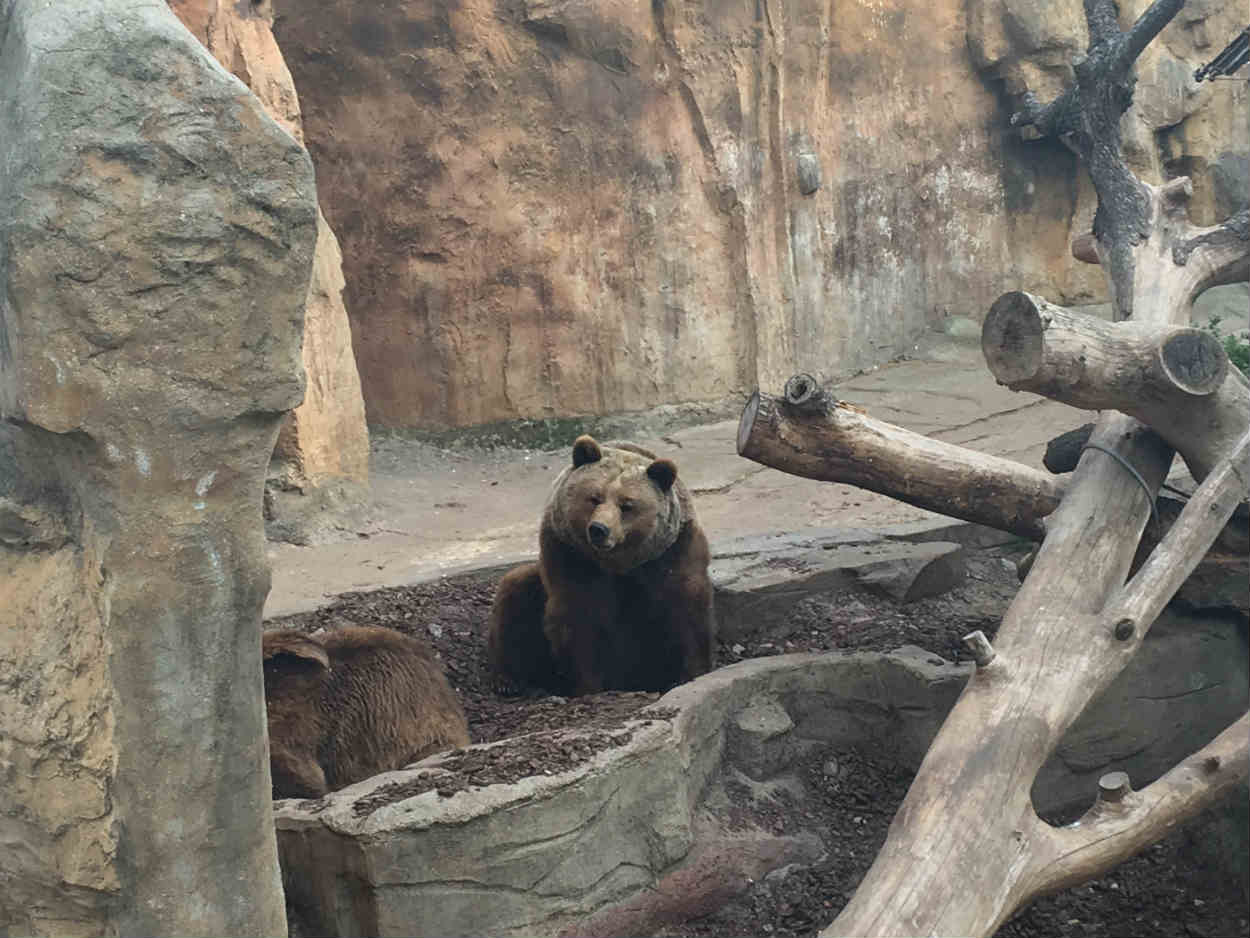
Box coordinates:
[736,375,1063,539]
[737,377,1248,554]
[983,291,1250,481]
[812,2,1250,935]
[1031,711,1250,897]
[1104,428,1250,636]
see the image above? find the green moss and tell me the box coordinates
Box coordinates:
[1205,315,1250,376]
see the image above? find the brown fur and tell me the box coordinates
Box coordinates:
[262,625,470,799]
[488,435,715,696]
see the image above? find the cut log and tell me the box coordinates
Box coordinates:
[983,291,1250,481]
[736,375,1064,540]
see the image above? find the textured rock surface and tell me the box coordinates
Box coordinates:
[168,0,370,497]
[274,0,1115,429]
[711,531,967,642]
[274,623,1246,936]
[970,0,1250,232]
[0,0,318,933]
[274,650,966,938]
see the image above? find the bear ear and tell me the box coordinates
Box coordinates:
[262,632,330,671]
[572,435,602,468]
[647,459,678,492]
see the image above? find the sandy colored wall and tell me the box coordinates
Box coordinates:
[275,0,1245,430]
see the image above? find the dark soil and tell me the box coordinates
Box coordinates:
[266,548,1023,743]
[662,744,1248,938]
[267,544,1249,937]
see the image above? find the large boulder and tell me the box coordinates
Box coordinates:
[168,0,372,541]
[0,0,318,933]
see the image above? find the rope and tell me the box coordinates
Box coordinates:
[1081,442,1160,531]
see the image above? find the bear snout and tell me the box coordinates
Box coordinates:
[587,520,613,548]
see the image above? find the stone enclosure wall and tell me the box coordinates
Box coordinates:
[273,0,1247,430]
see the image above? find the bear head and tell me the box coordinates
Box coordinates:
[544,435,691,573]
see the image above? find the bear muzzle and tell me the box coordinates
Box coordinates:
[587,520,615,550]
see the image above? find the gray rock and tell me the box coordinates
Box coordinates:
[796,151,822,195]
[850,541,966,602]
[712,532,967,642]
[1033,607,1249,817]
[729,694,797,780]
[0,0,317,934]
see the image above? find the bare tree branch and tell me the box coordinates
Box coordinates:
[1030,711,1250,896]
[1105,428,1250,638]
[736,378,1063,540]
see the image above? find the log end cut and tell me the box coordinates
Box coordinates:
[983,292,1045,385]
[738,391,761,457]
[1157,329,1228,397]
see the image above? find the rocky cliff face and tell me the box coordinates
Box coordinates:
[275,0,1246,430]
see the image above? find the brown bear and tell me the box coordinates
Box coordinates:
[488,435,715,696]
[262,625,471,798]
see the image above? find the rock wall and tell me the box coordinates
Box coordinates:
[271,0,1061,428]
[0,0,318,933]
[168,0,370,490]
[970,0,1249,236]
[274,0,1247,430]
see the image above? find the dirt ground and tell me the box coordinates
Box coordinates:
[267,542,1249,938]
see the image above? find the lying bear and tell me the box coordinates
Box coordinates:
[263,625,470,798]
[489,435,716,696]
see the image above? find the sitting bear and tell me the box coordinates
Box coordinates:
[488,435,716,696]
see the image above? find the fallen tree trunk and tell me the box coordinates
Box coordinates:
[983,291,1250,481]
[737,378,1248,555]
[736,374,1064,539]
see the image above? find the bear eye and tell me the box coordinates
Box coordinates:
[588,493,605,506]
[618,500,634,514]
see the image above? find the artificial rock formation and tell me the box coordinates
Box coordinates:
[970,0,1249,236]
[0,0,318,934]
[273,0,1244,430]
[273,0,1095,428]
[168,0,370,495]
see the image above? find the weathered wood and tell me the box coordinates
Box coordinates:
[824,414,1181,937]
[824,2,1250,934]
[983,291,1249,481]
[1104,428,1250,638]
[738,387,1249,556]
[1031,711,1250,896]
[736,383,1064,540]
